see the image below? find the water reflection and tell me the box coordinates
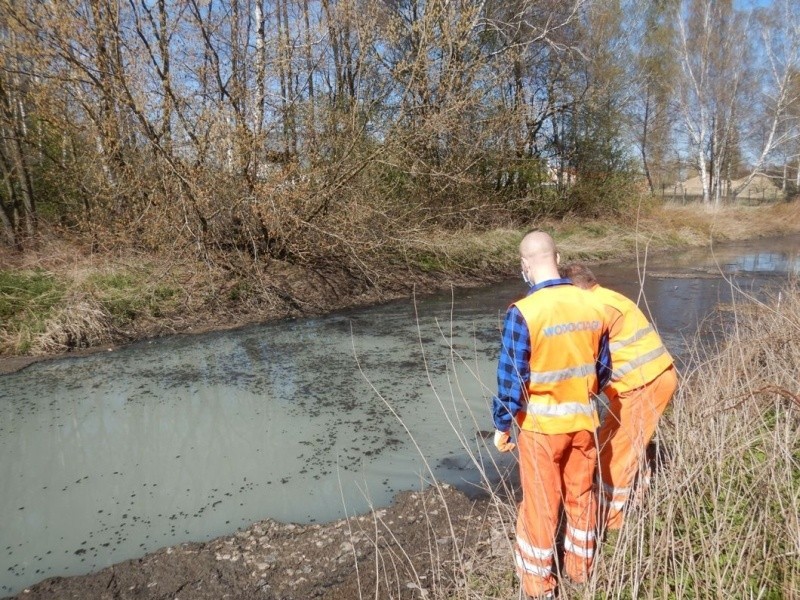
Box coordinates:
[725,251,800,274]
[1,233,798,596]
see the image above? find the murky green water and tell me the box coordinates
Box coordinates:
[1,234,798,596]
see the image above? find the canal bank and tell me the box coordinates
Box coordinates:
[2,201,799,366]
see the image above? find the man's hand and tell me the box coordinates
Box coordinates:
[494,429,516,452]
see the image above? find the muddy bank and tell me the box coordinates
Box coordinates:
[7,485,506,600]
[2,202,800,367]
[0,265,502,375]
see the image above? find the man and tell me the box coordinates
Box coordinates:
[492,231,610,599]
[559,263,677,531]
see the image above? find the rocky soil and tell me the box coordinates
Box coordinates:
[9,485,511,600]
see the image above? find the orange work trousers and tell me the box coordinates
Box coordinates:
[598,365,678,530]
[515,429,597,597]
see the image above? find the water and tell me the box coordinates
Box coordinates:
[1,234,798,596]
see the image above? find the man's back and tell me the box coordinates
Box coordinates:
[513,284,608,434]
[591,285,673,393]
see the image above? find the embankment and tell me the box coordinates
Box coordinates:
[2,201,799,370]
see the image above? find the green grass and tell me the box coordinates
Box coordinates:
[413,251,450,273]
[0,269,64,320]
[397,228,521,275]
[86,272,178,324]
[0,266,180,355]
[0,269,65,352]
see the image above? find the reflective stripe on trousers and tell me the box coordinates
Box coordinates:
[516,429,597,597]
[565,524,595,561]
[599,480,629,511]
[599,366,677,530]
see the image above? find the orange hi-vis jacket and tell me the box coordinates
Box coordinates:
[591,285,673,394]
[513,285,608,435]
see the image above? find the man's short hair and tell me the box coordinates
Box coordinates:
[559,263,598,289]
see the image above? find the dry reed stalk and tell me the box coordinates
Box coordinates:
[358,284,800,600]
[33,296,113,355]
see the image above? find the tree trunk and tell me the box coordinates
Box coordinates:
[796,157,799,189]
[158,0,173,156]
[321,0,343,106]
[302,0,316,147]
[0,141,21,247]
[641,87,654,195]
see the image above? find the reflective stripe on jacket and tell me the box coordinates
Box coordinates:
[513,285,606,434]
[591,285,673,394]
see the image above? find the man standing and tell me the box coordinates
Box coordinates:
[492,232,610,599]
[559,263,677,531]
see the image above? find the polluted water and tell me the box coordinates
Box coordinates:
[1,233,798,596]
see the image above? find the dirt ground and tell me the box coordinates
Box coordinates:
[7,485,510,600]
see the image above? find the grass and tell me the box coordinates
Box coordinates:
[346,278,800,599]
[0,263,180,355]
[400,201,800,279]
[401,228,520,274]
[0,269,65,353]
[85,271,178,323]
[1,200,799,357]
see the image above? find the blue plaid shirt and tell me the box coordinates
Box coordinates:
[492,278,611,432]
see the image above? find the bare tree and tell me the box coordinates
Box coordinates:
[4,0,794,262]
[628,0,679,195]
[0,23,37,245]
[674,0,800,207]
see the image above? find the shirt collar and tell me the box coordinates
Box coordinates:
[527,277,573,295]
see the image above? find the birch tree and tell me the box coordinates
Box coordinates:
[0,19,37,246]
[674,0,800,206]
[632,0,678,195]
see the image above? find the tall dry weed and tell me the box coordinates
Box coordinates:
[576,283,800,598]
[32,296,113,355]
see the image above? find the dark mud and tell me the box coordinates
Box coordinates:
[7,485,506,600]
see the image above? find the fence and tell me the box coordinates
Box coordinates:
[660,186,787,206]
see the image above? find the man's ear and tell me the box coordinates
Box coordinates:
[556,252,561,265]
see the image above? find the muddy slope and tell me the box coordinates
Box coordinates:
[8,485,508,600]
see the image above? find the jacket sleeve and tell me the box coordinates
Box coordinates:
[597,332,612,390]
[597,304,622,392]
[492,306,530,431]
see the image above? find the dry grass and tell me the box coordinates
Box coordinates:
[33,296,113,354]
[388,200,800,277]
[650,200,800,242]
[2,201,800,358]
[553,201,800,263]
